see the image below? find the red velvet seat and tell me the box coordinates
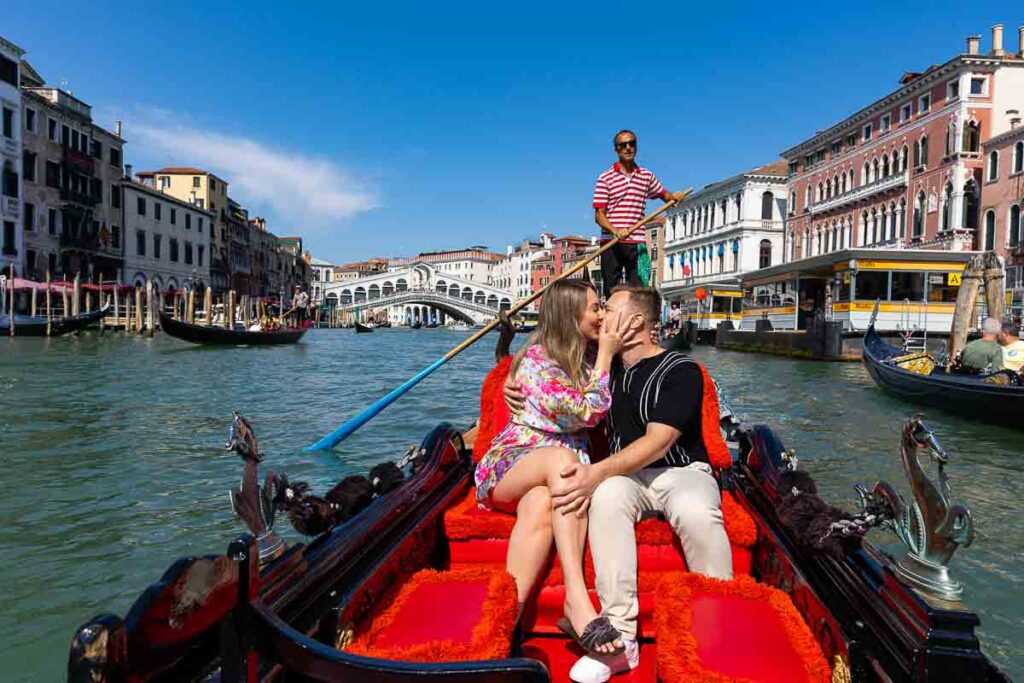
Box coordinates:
[346,567,518,663]
[654,573,831,683]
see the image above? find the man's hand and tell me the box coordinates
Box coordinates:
[669,191,687,202]
[503,376,526,415]
[613,228,632,240]
[552,462,605,517]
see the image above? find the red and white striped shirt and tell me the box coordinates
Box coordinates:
[592,163,668,243]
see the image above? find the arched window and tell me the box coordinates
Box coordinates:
[474,291,485,304]
[354,287,367,303]
[486,294,498,308]
[941,183,953,231]
[815,183,823,202]
[871,208,880,243]
[889,202,898,240]
[899,198,907,239]
[499,298,511,310]
[382,281,394,297]
[340,289,353,305]
[1015,141,1024,174]
[963,120,981,153]
[945,121,955,156]
[761,191,774,220]
[326,292,338,308]
[862,162,869,185]
[435,279,447,293]
[396,278,408,292]
[848,169,855,189]
[758,239,771,268]
[872,159,880,181]
[1010,204,1022,247]
[882,154,890,177]
[860,211,869,246]
[915,136,929,167]
[448,283,459,298]
[988,150,999,181]
[913,192,925,238]
[983,210,996,251]
[840,173,847,194]
[963,180,978,231]
[461,287,473,301]
[789,191,796,214]
[900,145,909,172]
[368,284,380,300]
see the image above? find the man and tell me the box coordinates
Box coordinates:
[505,285,732,682]
[292,286,310,326]
[998,319,1024,373]
[594,131,685,299]
[959,317,1003,372]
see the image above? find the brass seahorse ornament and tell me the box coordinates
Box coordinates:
[226,412,286,564]
[858,418,974,601]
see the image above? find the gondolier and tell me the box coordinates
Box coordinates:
[593,130,685,298]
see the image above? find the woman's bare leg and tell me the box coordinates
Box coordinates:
[492,447,621,654]
[499,486,553,611]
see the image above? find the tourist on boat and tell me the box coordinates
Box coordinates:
[998,319,1024,373]
[292,286,309,326]
[474,279,635,658]
[520,285,733,682]
[593,130,685,298]
[958,317,1004,373]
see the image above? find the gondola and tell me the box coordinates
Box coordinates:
[410,320,423,329]
[377,320,392,328]
[159,313,308,345]
[354,322,375,333]
[70,350,1006,682]
[863,321,1024,428]
[425,321,439,328]
[0,305,108,336]
[660,329,692,352]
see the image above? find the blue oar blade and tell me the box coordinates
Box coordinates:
[304,357,448,452]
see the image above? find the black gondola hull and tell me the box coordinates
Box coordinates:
[159,313,307,345]
[862,325,1024,428]
[0,307,108,336]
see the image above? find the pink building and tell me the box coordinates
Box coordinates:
[783,26,1024,261]
[980,120,1024,305]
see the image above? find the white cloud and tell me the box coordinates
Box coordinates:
[116,107,379,233]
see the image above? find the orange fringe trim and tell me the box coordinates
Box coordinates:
[698,363,733,471]
[346,566,518,663]
[654,573,831,683]
[472,356,513,464]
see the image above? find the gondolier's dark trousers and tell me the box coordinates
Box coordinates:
[600,241,641,299]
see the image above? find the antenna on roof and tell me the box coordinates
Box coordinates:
[59,77,70,93]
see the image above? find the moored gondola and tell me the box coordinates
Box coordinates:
[355,322,375,333]
[159,312,308,345]
[863,322,1024,429]
[410,320,423,329]
[69,362,1007,682]
[0,305,109,336]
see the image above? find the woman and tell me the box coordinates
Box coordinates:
[474,279,632,656]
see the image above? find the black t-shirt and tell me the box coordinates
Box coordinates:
[608,350,707,468]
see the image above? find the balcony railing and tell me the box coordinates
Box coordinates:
[1,196,18,219]
[60,188,100,207]
[810,170,908,215]
[2,136,17,156]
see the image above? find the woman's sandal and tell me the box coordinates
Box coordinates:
[556,616,625,656]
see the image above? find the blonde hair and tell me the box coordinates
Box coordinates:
[511,279,595,387]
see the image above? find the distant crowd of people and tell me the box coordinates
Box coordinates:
[957,317,1024,375]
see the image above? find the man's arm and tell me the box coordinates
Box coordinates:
[596,422,681,479]
[594,206,629,239]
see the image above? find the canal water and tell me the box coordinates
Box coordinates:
[0,329,1020,681]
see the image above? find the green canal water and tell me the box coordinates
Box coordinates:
[0,330,1021,680]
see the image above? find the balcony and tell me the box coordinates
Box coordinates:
[809,170,908,215]
[1,196,18,219]
[60,187,99,207]
[2,136,17,157]
[64,145,96,175]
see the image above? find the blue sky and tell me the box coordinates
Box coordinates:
[5,1,1017,262]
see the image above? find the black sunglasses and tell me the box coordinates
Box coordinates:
[616,139,637,149]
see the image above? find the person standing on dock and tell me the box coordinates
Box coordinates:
[593,130,685,299]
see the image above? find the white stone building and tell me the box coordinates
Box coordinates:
[309,256,336,305]
[0,36,24,275]
[660,161,789,300]
[492,234,551,304]
[389,246,503,285]
[121,179,214,290]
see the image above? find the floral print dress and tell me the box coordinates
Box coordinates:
[474,343,611,509]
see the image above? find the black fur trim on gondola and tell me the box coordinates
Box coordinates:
[775,471,872,559]
[276,461,408,537]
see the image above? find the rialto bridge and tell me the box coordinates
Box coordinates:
[320,262,513,325]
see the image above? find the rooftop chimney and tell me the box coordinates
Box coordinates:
[1010,110,1022,129]
[967,35,981,55]
[992,24,1005,56]
[1019,26,1024,58]
[115,119,122,137]
[124,163,132,180]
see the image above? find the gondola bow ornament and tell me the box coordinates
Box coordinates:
[226,412,286,564]
[855,417,974,601]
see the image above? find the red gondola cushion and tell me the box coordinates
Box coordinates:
[346,566,518,663]
[655,573,831,683]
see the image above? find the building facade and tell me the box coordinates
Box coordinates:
[492,235,550,307]
[530,235,594,292]
[121,179,214,289]
[660,161,788,299]
[389,247,503,285]
[783,26,1024,262]
[980,120,1024,312]
[0,37,24,275]
[137,167,230,290]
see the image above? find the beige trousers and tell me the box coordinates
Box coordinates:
[588,462,733,639]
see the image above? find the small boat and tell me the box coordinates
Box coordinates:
[863,321,1024,428]
[0,306,108,337]
[159,313,308,346]
[425,322,438,329]
[410,320,423,329]
[448,321,471,331]
[376,320,392,328]
[354,322,375,333]
[660,329,692,352]
[69,339,1006,681]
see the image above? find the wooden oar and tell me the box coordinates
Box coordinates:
[305,190,690,452]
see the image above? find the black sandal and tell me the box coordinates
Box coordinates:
[556,616,625,656]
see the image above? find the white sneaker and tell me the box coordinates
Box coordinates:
[568,639,639,683]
